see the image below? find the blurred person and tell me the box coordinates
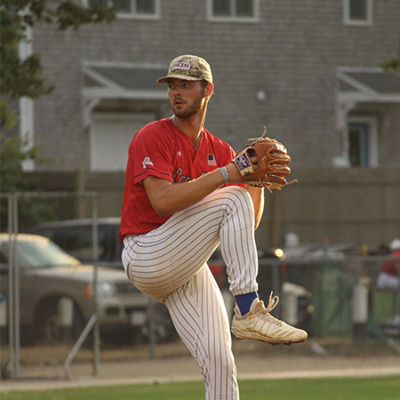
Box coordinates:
[376,238,400,290]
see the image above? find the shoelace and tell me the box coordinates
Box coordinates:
[258,292,282,326]
[264,292,279,313]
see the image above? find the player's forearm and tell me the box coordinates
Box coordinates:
[159,173,222,216]
[144,170,220,217]
[145,164,243,217]
[246,185,264,229]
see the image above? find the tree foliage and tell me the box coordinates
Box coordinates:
[0,0,116,230]
[382,56,400,73]
[382,35,400,72]
[0,0,116,102]
[0,134,60,231]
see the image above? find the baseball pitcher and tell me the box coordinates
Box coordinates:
[120,55,307,400]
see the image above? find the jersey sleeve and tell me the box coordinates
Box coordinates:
[130,124,175,184]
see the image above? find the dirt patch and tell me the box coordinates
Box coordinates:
[1,336,400,368]
[1,337,400,392]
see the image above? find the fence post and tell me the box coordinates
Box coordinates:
[4,194,15,380]
[272,191,282,249]
[74,168,86,219]
[91,195,100,376]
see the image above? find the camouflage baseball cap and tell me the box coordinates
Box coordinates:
[157,55,213,84]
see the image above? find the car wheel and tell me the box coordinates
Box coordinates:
[35,299,85,345]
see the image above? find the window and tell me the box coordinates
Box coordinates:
[85,0,160,19]
[207,0,259,22]
[87,0,108,6]
[114,0,155,15]
[90,113,155,172]
[344,0,373,25]
[347,117,378,167]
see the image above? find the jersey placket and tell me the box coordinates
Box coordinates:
[192,129,204,162]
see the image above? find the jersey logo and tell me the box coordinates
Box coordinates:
[173,169,207,183]
[142,157,154,169]
[208,154,217,166]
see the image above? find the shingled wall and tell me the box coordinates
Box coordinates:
[27,166,400,253]
[30,0,400,170]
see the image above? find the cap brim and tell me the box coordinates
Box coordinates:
[157,74,203,83]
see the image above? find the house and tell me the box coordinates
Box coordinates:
[15,0,400,250]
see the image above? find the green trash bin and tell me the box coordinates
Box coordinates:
[311,264,353,337]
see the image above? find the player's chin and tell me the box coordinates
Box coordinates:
[174,109,198,119]
[172,106,185,117]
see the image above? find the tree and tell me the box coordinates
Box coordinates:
[0,134,57,231]
[382,56,400,72]
[0,0,116,115]
[0,0,116,230]
[382,35,400,72]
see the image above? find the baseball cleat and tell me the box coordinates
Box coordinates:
[231,293,308,346]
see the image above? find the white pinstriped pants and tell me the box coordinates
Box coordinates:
[122,186,259,400]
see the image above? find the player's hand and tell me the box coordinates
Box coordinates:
[226,154,258,184]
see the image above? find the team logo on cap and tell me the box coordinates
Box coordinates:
[171,61,191,71]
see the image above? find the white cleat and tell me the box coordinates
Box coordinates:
[231,293,308,346]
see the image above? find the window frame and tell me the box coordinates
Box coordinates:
[82,0,161,21]
[206,0,260,23]
[343,0,373,26]
[346,115,378,167]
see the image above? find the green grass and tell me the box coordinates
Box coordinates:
[2,376,400,400]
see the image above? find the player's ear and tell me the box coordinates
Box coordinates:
[205,82,214,98]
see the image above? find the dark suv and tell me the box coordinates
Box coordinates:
[27,218,123,269]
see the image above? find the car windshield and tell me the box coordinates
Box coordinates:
[1,239,81,268]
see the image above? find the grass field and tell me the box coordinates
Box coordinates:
[2,376,400,400]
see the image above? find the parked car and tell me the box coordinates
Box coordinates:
[26,218,123,269]
[27,219,231,293]
[0,234,150,345]
[27,218,236,328]
[28,218,240,286]
[27,219,313,334]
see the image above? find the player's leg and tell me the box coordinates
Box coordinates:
[122,186,258,302]
[164,266,239,400]
[122,185,307,344]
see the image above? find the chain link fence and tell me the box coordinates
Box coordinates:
[1,191,399,380]
[257,255,400,340]
[0,192,176,380]
[0,192,102,380]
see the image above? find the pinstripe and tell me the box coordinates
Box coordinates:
[121,186,256,399]
[165,267,238,400]
[123,187,258,299]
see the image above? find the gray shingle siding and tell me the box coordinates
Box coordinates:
[31,0,400,170]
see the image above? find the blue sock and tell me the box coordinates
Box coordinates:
[235,292,258,315]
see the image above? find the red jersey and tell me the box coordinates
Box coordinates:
[119,118,240,241]
[380,249,400,276]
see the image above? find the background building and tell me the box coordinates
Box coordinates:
[15,0,400,251]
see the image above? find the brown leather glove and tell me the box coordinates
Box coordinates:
[233,128,298,193]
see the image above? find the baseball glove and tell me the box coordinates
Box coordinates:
[233,128,298,193]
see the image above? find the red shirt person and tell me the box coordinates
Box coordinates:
[376,238,400,290]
